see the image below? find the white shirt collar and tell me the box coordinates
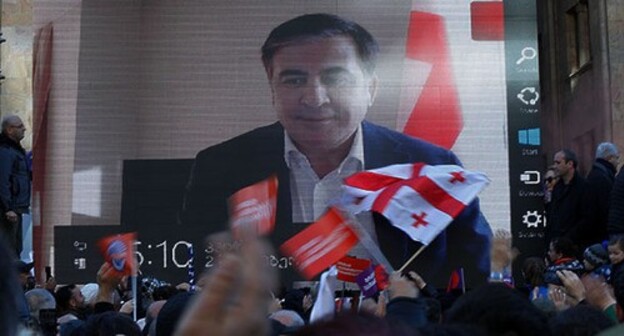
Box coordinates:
[284,125,365,172]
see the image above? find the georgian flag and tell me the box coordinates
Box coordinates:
[342,163,489,245]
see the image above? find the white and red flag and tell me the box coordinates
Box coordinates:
[228,175,278,237]
[280,207,359,280]
[342,163,488,245]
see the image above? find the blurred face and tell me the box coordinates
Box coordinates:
[608,244,624,265]
[553,152,573,179]
[4,117,26,142]
[268,36,377,153]
[548,242,561,262]
[544,170,558,191]
[71,287,85,308]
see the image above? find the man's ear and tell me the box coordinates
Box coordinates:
[367,74,379,107]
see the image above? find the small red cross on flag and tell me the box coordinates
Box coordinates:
[412,211,429,228]
[449,171,466,184]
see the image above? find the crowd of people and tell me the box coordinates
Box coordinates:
[3,225,624,336]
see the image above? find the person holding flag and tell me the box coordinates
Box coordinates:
[181,13,492,287]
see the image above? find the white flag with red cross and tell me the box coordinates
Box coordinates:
[342,163,489,245]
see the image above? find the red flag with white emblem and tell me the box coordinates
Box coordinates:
[342,163,488,245]
[228,175,278,237]
[280,207,359,280]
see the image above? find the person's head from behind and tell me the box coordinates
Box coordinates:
[445,283,551,336]
[595,142,620,169]
[294,311,412,336]
[522,257,546,287]
[608,235,624,265]
[55,284,85,313]
[547,237,578,263]
[81,311,141,336]
[583,243,609,271]
[261,13,379,156]
[553,149,577,181]
[25,288,56,324]
[548,305,614,336]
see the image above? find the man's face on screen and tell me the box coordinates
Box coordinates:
[269,36,377,152]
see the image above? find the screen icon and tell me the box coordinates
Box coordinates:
[522,210,543,228]
[517,87,540,105]
[516,47,537,65]
[520,171,540,184]
[518,128,540,146]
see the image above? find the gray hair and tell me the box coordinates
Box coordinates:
[596,142,619,159]
[25,289,56,321]
[1,115,21,133]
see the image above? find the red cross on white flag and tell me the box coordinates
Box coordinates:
[341,163,489,245]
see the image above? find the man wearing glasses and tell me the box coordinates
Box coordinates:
[0,115,30,257]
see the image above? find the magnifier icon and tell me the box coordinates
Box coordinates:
[516,47,537,65]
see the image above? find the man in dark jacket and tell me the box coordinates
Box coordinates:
[546,149,587,246]
[608,167,624,236]
[579,142,619,249]
[0,115,31,257]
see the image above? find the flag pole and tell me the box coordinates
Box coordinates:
[132,274,137,321]
[398,245,427,273]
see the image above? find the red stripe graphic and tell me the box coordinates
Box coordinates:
[402,11,462,149]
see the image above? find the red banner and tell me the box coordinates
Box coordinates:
[229,175,278,236]
[280,208,358,280]
[336,256,371,283]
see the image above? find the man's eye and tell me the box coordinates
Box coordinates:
[323,74,351,87]
[281,77,306,86]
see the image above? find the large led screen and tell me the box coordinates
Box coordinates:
[39,0,543,287]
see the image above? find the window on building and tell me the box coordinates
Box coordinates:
[565,0,591,89]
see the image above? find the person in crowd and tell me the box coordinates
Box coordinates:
[80,283,99,307]
[81,310,142,336]
[521,257,548,301]
[607,235,624,277]
[583,243,611,281]
[608,164,624,237]
[268,309,306,335]
[24,288,56,335]
[0,114,31,257]
[55,284,86,324]
[16,260,34,290]
[445,283,551,336]
[544,237,584,286]
[549,304,614,336]
[577,142,620,250]
[180,13,492,288]
[544,167,558,205]
[546,149,588,246]
[0,237,26,335]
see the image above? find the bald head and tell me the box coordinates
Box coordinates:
[1,115,26,142]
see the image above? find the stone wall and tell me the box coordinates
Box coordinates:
[1,0,33,150]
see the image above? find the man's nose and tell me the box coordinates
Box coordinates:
[300,81,330,107]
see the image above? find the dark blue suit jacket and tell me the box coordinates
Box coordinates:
[181,121,491,287]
